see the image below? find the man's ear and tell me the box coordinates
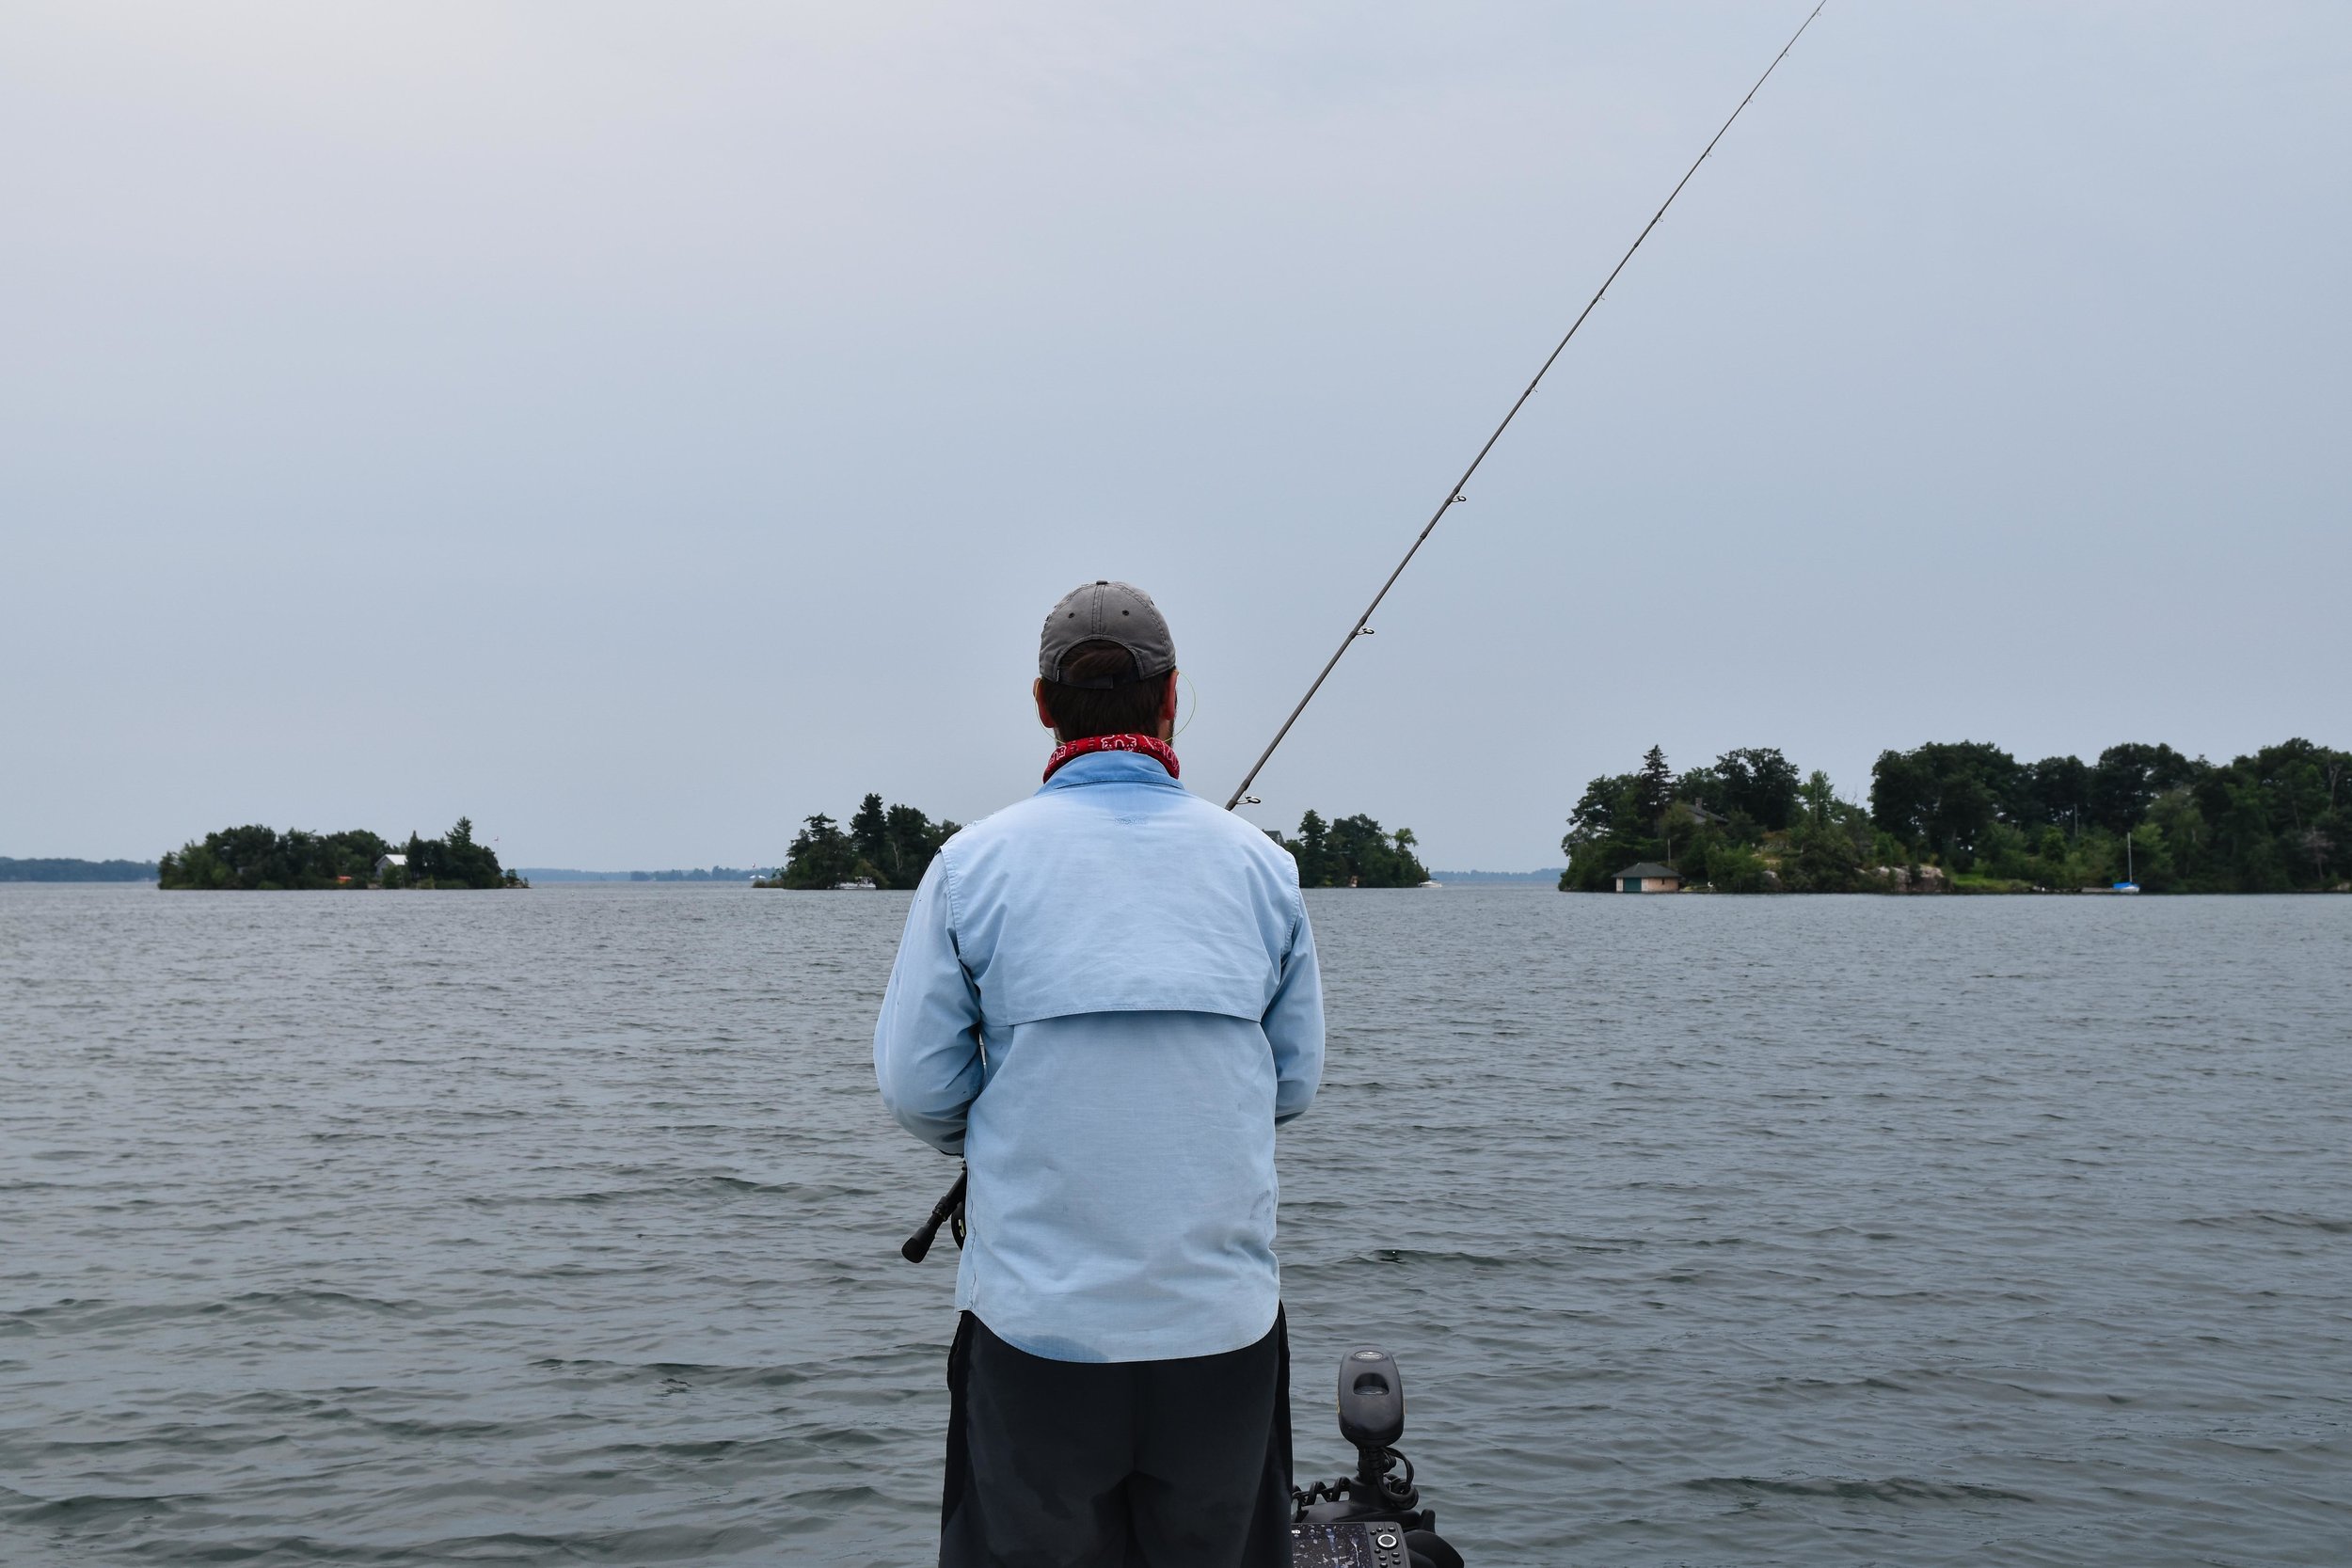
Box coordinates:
[1159,671,1180,738]
[1033,678,1058,736]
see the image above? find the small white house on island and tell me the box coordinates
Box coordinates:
[375,854,407,877]
[1613,861,1681,894]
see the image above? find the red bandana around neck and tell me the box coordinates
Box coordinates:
[1043,733,1181,783]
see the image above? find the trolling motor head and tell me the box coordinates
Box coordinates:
[1292,1348,1461,1568]
[1337,1348,1412,1503]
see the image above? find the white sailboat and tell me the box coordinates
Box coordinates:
[2114,832,2141,894]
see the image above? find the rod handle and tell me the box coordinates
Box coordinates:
[901,1168,967,1263]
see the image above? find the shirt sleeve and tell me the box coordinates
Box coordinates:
[1264,894,1325,1126]
[873,858,985,1154]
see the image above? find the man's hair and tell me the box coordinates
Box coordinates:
[1040,641,1171,740]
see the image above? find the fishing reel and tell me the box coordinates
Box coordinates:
[1290,1348,1463,1568]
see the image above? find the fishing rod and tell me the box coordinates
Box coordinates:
[1223,1,1827,814]
[902,0,1824,1320]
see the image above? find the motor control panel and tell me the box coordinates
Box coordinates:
[1289,1519,1412,1568]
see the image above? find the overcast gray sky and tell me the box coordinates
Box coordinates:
[6,2,2346,870]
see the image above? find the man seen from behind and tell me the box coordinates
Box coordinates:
[875,579,1325,1567]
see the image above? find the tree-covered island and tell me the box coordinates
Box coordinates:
[761,795,961,888]
[1564,738,2349,894]
[1268,810,1430,888]
[158,817,524,890]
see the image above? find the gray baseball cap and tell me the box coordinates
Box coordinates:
[1039,579,1177,688]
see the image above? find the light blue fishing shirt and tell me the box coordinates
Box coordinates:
[873,748,1324,1364]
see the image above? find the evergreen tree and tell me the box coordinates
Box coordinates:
[1634,746,1674,828]
[780,813,857,888]
[882,802,956,886]
[850,794,889,870]
[1292,811,1333,888]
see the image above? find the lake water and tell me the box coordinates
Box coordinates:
[2,884,2347,1566]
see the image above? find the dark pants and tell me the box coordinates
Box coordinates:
[941,1308,1294,1568]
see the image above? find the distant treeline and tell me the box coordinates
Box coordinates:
[1565,739,2350,894]
[159,818,522,890]
[1428,868,1564,885]
[522,866,774,882]
[1271,810,1431,889]
[628,866,767,882]
[767,795,960,889]
[0,857,159,882]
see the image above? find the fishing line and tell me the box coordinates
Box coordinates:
[1223,2,1828,813]
[1174,670,1199,739]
